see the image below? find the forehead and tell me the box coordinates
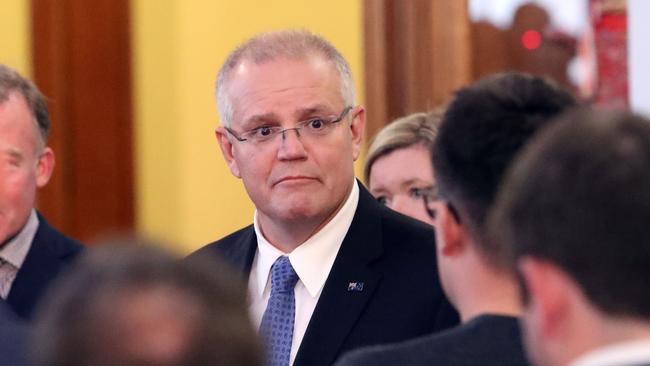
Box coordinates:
[370,145,435,185]
[225,56,345,124]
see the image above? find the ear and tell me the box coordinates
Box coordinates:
[215,127,241,178]
[518,257,570,340]
[436,202,467,257]
[349,106,366,161]
[36,147,55,187]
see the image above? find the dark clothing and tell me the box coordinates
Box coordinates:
[0,300,29,366]
[335,315,529,366]
[7,215,83,319]
[190,183,459,366]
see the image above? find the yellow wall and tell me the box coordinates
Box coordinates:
[132,0,364,253]
[0,1,31,75]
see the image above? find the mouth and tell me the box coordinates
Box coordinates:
[273,176,318,186]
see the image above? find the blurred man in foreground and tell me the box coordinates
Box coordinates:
[32,242,262,366]
[490,109,650,366]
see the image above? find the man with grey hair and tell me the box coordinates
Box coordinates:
[191,30,457,366]
[0,64,83,319]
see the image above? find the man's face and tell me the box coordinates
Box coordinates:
[217,56,364,226]
[0,93,53,244]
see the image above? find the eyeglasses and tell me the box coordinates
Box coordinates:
[225,106,353,144]
[422,186,462,223]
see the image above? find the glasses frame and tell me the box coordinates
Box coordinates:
[224,106,354,143]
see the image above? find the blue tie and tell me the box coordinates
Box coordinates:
[260,256,299,366]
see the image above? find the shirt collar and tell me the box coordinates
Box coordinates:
[0,210,39,269]
[253,180,360,298]
[570,338,650,366]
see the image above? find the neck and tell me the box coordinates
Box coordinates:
[451,250,522,323]
[563,304,650,366]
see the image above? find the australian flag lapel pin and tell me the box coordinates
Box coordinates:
[347,282,364,292]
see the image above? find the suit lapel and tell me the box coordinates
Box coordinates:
[7,219,61,318]
[294,186,384,366]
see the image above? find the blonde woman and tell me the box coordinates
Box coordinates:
[364,112,440,225]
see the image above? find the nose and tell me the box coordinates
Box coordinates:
[277,128,307,160]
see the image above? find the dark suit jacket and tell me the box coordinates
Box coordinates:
[334,315,529,366]
[6,214,83,320]
[190,183,459,366]
[0,300,29,366]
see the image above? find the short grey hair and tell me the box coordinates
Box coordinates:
[215,29,356,127]
[0,64,50,145]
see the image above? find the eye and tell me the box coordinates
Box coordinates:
[249,125,276,139]
[410,187,428,198]
[306,118,326,130]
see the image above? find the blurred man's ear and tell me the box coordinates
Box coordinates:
[436,202,467,257]
[215,127,241,178]
[36,147,55,187]
[349,106,365,162]
[519,258,572,341]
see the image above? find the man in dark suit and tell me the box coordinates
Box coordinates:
[0,300,28,366]
[190,30,457,366]
[0,64,83,319]
[335,73,576,366]
[490,109,650,366]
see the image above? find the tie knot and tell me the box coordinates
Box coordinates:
[271,256,298,294]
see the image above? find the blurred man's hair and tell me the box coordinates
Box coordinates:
[32,242,262,366]
[490,109,650,318]
[432,72,576,268]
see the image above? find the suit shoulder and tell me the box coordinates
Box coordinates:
[189,224,254,258]
[378,205,435,251]
[335,325,470,366]
[34,217,84,260]
[341,316,529,366]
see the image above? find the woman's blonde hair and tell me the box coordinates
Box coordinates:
[364,111,442,183]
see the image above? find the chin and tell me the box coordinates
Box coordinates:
[280,205,320,221]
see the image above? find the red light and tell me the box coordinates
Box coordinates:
[521,30,542,50]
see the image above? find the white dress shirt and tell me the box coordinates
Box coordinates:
[570,339,650,366]
[248,180,360,365]
[0,210,39,299]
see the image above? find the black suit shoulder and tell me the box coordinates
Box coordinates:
[7,215,83,319]
[191,224,254,258]
[34,216,83,259]
[188,224,256,278]
[370,202,459,331]
[335,315,529,366]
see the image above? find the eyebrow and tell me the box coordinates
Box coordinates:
[240,113,279,130]
[1,147,24,160]
[400,178,434,189]
[240,104,336,130]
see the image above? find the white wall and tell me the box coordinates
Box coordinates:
[629,0,650,117]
